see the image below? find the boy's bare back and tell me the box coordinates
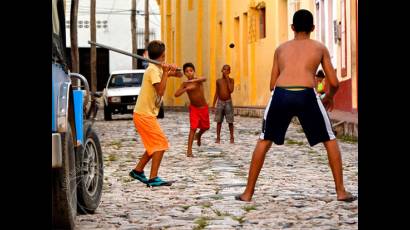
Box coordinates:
[273,38,337,89]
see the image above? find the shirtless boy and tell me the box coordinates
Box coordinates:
[174,62,209,157]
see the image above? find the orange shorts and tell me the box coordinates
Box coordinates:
[133,113,169,156]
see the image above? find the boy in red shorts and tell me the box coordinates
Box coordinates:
[174,62,209,157]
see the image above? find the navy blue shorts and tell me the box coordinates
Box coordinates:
[260,87,336,146]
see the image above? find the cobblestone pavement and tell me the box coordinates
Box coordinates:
[76,111,358,229]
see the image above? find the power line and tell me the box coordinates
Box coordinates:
[78,6,159,13]
[106,0,117,23]
[78,8,147,13]
[77,12,160,16]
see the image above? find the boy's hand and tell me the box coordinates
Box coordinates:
[172,70,183,78]
[161,63,171,73]
[162,63,182,77]
[321,95,334,111]
[210,106,216,114]
[167,64,177,74]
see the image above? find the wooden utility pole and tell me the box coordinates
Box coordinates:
[70,0,79,74]
[144,0,149,49]
[131,0,137,69]
[90,0,97,93]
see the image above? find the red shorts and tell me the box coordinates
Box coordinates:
[189,105,210,130]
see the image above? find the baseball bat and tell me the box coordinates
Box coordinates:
[88,40,182,72]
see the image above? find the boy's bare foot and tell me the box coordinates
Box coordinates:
[196,133,202,146]
[337,191,357,202]
[187,153,194,157]
[215,138,220,144]
[230,138,234,144]
[234,194,251,202]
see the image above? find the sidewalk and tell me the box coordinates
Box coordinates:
[328,110,358,138]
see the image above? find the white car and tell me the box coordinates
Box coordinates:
[102,69,144,120]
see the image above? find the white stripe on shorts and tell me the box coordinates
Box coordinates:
[314,89,336,140]
[260,89,276,139]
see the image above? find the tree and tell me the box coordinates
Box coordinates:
[131,0,137,69]
[70,0,79,74]
[144,0,149,49]
[90,0,97,93]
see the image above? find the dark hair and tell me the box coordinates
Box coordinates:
[183,62,195,72]
[147,40,165,60]
[316,69,325,78]
[292,9,314,33]
[222,64,230,70]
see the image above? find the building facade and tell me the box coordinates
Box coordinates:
[159,0,358,113]
[64,0,161,90]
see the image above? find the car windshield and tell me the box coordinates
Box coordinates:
[108,73,143,88]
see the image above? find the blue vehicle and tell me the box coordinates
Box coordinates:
[52,0,103,228]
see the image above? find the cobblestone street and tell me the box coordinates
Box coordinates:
[76,111,358,229]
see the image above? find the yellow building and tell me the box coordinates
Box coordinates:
[158,0,358,113]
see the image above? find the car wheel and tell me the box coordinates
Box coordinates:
[104,104,112,121]
[76,121,104,214]
[52,122,77,229]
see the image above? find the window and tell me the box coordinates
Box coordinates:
[315,0,336,66]
[315,2,320,41]
[109,73,143,88]
[243,13,248,76]
[188,0,193,11]
[320,0,325,43]
[234,16,240,80]
[341,0,347,77]
[259,7,266,39]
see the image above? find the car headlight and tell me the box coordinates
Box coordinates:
[109,96,121,103]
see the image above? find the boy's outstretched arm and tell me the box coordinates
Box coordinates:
[167,67,183,77]
[185,76,206,83]
[321,46,339,111]
[174,83,187,97]
[270,48,280,91]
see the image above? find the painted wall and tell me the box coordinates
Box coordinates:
[159,0,358,112]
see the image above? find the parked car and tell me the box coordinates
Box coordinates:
[102,70,144,120]
[102,69,164,120]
